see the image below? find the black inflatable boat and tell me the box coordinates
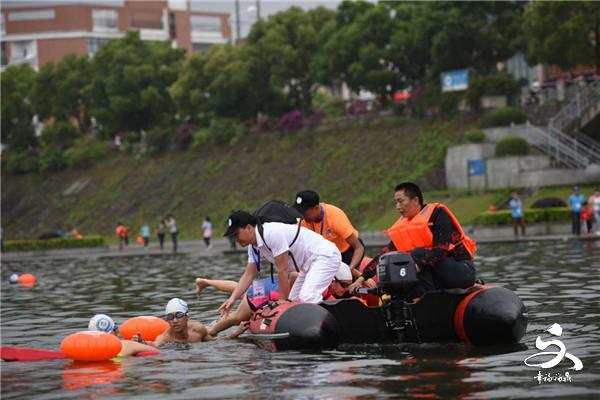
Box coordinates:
[248,252,527,350]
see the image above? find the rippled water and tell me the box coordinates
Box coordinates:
[2,240,599,399]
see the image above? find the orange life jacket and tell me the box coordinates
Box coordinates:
[384,203,476,260]
[115,225,127,238]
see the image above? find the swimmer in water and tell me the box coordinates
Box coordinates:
[88,314,159,356]
[132,298,248,347]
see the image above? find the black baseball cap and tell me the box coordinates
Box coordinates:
[223,211,256,237]
[293,190,320,213]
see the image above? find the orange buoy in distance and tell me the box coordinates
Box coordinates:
[18,274,37,285]
[61,331,122,361]
[119,316,169,341]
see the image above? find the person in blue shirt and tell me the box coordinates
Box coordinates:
[509,192,525,237]
[568,186,585,235]
[141,224,151,247]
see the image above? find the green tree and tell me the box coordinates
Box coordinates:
[421,1,525,76]
[0,64,37,151]
[89,31,185,136]
[246,6,336,111]
[524,1,600,71]
[170,53,211,124]
[31,55,91,129]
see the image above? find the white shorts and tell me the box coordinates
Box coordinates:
[288,251,341,303]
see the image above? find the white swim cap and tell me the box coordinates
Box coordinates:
[9,274,19,284]
[88,314,116,333]
[335,262,353,281]
[165,298,188,315]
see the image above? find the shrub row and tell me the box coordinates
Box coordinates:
[3,236,105,252]
[495,136,530,156]
[484,106,527,127]
[476,207,572,225]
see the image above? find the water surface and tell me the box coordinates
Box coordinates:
[2,240,599,399]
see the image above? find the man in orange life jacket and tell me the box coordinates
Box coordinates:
[293,190,365,279]
[349,182,476,296]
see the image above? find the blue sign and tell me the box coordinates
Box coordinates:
[468,159,485,177]
[441,69,469,92]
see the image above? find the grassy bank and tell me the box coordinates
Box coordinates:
[2,116,476,239]
[3,115,595,240]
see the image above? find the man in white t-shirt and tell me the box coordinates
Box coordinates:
[219,210,341,315]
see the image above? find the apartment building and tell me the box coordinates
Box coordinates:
[1,0,231,70]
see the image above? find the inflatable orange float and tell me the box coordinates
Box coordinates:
[17,273,37,285]
[119,316,169,341]
[60,331,122,361]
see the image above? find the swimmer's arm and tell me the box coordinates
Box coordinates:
[211,321,249,340]
[143,331,169,348]
[194,324,213,342]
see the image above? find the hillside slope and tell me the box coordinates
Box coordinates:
[2,116,474,239]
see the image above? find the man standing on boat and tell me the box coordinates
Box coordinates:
[349,182,476,296]
[293,190,365,279]
[216,211,341,320]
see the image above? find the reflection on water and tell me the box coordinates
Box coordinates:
[1,241,599,399]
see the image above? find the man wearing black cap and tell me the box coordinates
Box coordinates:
[219,210,341,314]
[293,190,365,278]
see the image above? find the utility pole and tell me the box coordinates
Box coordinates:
[235,0,241,43]
[256,0,261,21]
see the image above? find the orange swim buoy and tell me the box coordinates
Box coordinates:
[62,361,122,390]
[136,235,144,245]
[18,274,37,285]
[60,331,122,361]
[119,316,169,341]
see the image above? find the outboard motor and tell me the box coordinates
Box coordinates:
[377,251,419,299]
[376,252,421,341]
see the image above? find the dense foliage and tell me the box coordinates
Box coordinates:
[476,207,571,225]
[495,136,530,157]
[3,236,105,252]
[2,1,592,170]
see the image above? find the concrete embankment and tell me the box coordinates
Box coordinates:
[2,223,598,262]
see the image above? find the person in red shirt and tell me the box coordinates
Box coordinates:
[580,201,594,235]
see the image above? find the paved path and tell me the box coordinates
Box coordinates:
[2,230,598,262]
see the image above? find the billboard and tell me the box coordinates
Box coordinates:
[441,69,469,92]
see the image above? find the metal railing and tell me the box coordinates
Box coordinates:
[527,78,600,168]
[522,123,600,168]
[575,131,600,156]
[549,78,600,133]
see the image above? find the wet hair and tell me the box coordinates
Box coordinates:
[394,182,424,206]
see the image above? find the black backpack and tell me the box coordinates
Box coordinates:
[253,200,302,273]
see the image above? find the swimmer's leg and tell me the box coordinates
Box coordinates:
[196,278,238,296]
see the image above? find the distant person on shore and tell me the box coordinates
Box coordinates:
[202,216,212,249]
[112,134,121,151]
[589,190,600,235]
[568,186,585,235]
[165,214,178,253]
[115,222,129,251]
[293,190,365,279]
[349,182,476,296]
[157,220,166,249]
[580,202,594,236]
[140,224,150,247]
[509,192,525,237]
